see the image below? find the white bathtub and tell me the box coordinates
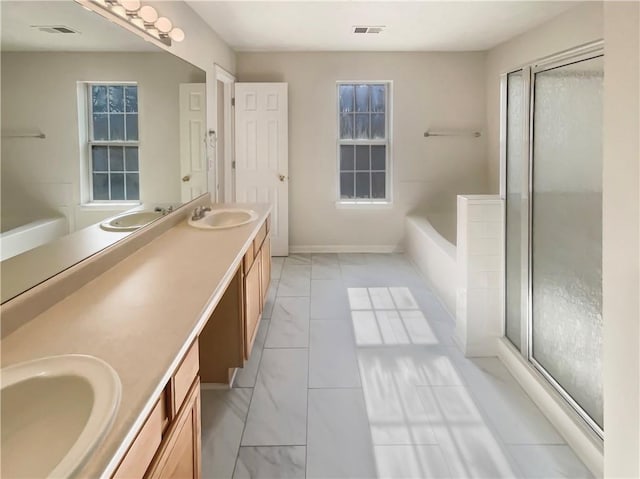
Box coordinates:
[405,212,457,314]
[1,216,68,261]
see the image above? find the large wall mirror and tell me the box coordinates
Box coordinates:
[1,1,207,303]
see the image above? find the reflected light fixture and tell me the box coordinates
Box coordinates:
[79,0,185,46]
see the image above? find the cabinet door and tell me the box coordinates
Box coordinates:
[147,379,201,479]
[260,235,271,304]
[244,253,262,359]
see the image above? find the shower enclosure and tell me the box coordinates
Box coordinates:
[502,42,604,437]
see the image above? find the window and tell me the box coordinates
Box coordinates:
[337,83,390,203]
[88,83,139,201]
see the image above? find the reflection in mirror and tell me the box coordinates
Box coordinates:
[1,0,207,303]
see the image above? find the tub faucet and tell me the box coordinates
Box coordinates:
[191,206,211,221]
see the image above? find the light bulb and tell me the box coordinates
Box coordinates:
[139,5,158,23]
[169,27,185,42]
[119,0,140,12]
[154,16,172,34]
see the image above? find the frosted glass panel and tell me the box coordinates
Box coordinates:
[531,55,603,429]
[505,70,525,351]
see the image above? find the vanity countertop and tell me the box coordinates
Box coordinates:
[0,202,272,478]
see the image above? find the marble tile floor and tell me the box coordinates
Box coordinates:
[200,253,594,479]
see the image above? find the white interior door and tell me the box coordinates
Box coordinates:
[235,83,289,256]
[179,83,207,202]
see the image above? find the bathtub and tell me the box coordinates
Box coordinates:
[1,216,68,261]
[405,212,457,314]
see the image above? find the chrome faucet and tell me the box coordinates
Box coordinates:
[191,206,211,221]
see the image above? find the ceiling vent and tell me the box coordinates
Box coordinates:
[32,25,79,34]
[353,25,385,34]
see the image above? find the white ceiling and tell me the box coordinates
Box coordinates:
[187,1,577,52]
[1,1,157,52]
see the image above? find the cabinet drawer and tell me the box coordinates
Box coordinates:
[113,396,167,479]
[253,221,267,252]
[243,242,255,271]
[266,215,271,233]
[172,341,199,416]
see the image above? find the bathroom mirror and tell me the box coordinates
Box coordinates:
[1,1,207,303]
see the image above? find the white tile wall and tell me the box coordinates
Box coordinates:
[456,195,504,357]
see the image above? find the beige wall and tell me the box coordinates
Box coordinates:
[602,2,640,477]
[484,2,603,192]
[237,51,488,251]
[1,52,205,230]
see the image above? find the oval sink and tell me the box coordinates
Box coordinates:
[188,208,258,230]
[1,355,121,479]
[101,211,163,232]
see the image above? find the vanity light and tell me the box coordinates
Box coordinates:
[154,16,172,34]
[119,0,140,13]
[138,5,158,24]
[81,0,184,46]
[169,27,185,42]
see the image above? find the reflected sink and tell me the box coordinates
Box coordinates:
[188,208,258,230]
[100,211,163,232]
[1,355,121,479]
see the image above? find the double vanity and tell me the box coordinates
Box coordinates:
[1,199,272,478]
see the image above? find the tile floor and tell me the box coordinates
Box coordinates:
[200,253,594,479]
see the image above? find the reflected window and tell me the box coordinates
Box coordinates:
[338,83,390,203]
[88,83,140,201]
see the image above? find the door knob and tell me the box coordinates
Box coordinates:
[182,175,191,182]
[279,174,287,182]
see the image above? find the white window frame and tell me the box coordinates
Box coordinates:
[336,81,393,207]
[84,81,141,205]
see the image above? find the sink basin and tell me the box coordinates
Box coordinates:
[188,208,258,230]
[1,355,121,479]
[100,211,163,232]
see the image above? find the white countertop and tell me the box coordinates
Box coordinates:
[0,203,271,478]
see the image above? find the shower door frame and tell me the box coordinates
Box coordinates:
[500,40,605,439]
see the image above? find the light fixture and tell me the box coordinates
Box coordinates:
[80,0,184,46]
[154,16,172,34]
[169,27,185,42]
[138,5,157,24]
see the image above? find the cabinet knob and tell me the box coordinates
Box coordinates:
[182,175,191,182]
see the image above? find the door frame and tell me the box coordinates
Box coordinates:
[214,64,236,203]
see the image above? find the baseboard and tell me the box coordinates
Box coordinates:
[289,244,403,254]
[497,338,603,478]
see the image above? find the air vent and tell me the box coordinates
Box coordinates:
[353,25,385,34]
[31,25,79,34]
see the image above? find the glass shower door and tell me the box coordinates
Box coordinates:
[530,55,604,432]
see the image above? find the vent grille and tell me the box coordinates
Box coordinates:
[353,25,386,34]
[32,25,79,34]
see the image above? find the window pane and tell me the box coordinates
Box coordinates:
[125,147,139,171]
[92,85,108,113]
[355,114,369,139]
[371,113,385,139]
[355,172,370,198]
[355,85,369,112]
[340,172,355,198]
[355,145,369,170]
[339,85,354,113]
[110,146,124,171]
[340,145,354,170]
[126,114,138,141]
[371,145,385,170]
[371,85,385,113]
[125,86,138,113]
[108,86,124,113]
[126,173,140,200]
[372,172,386,199]
[110,173,125,200]
[340,114,354,139]
[93,114,108,141]
[92,146,108,171]
[110,113,125,140]
[93,173,109,200]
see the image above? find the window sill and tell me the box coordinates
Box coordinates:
[335,200,393,210]
[79,202,141,211]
